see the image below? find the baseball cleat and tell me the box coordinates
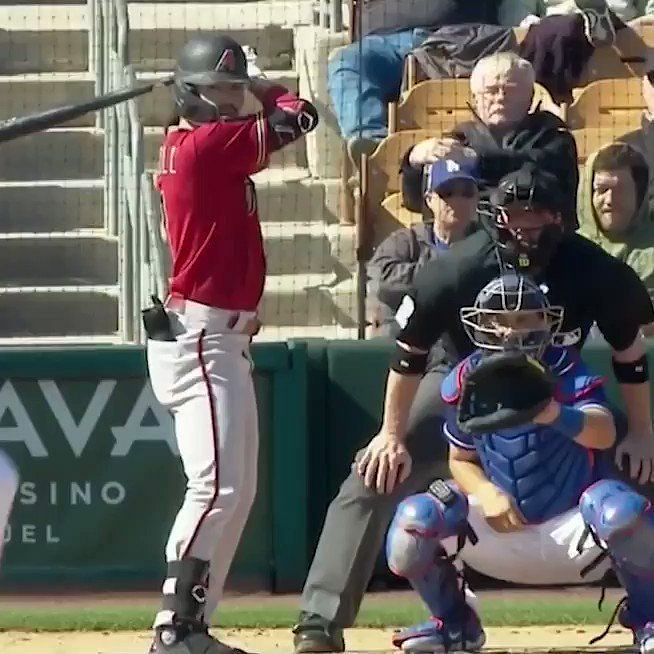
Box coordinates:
[149,626,255,654]
[292,613,345,653]
[633,623,654,654]
[574,0,616,47]
[392,609,486,653]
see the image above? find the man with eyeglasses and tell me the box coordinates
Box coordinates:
[402,52,580,232]
[293,164,654,654]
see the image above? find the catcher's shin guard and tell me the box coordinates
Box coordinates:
[386,480,475,620]
[579,480,654,653]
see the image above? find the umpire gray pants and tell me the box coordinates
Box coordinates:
[300,369,449,627]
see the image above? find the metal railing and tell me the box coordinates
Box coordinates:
[93,0,168,343]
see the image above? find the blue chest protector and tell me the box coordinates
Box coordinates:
[441,347,612,524]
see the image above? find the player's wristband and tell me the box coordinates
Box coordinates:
[612,355,649,384]
[550,406,585,440]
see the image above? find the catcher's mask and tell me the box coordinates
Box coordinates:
[460,273,564,358]
[173,34,250,123]
[482,165,564,271]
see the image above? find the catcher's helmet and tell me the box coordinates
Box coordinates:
[484,164,564,271]
[460,273,564,357]
[173,34,250,123]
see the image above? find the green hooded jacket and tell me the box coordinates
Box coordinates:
[578,142,654,298]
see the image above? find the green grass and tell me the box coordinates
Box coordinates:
[0,598,618,632]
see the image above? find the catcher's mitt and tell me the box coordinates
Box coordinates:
[457,351,555,435]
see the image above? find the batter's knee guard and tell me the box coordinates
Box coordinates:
[580,479,654,651]
[386,480,473,621]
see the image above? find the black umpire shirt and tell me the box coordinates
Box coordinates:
[396,228,654,366]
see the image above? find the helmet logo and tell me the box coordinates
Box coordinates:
[445,159,460,172]
[517,253,530,268]
[215,49,236,73]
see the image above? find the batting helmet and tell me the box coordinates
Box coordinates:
[173,34,250,123]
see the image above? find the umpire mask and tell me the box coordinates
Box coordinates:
[488,166,564,272]
[460,273,564,359]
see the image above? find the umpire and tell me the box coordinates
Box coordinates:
[293,163,654,653]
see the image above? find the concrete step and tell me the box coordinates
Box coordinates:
[0,171,336,232]
[0,180,104,232]
[0,6,88,74]
[134,70,297,127]
[259,272,338,326]
[128,25,295,72]
[144,125,307,170]
[0,127,311,180]
[262,221,331,275]
[0,286,118,338]
[0,233,118,286]
[127,2,313,29]
[255,324,358,341]
[0,72,96,126]
[0,128,102,180]
[250,168,339,224]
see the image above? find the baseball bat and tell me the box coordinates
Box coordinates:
[0,75,174,144]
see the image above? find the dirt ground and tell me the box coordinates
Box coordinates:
[0,626,636,654]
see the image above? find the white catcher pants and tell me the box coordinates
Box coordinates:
[147,298,259,619]
[0,449,19,566]
[445,495,609,587]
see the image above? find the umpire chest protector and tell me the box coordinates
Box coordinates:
[442,348,605,524]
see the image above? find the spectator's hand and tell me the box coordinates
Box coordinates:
[409,137,477,167]
[615,430,654,485]
[477,483,527,533]
[356,432,412,494]
[520,14,541,28]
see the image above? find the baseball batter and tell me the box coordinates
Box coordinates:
[145,33,318,654]
[386,273,654,653]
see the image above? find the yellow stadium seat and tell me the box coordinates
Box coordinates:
[390,79,560,133]
[572,126,637,163]
[358,129,432,247]
[567,78,644,129]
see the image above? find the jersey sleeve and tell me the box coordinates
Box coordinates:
[193,86,318,176]
[442,405,475,451]
[594,255,654,351]
[395,257,455,351]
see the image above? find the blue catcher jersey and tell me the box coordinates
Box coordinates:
[441,346,614,524]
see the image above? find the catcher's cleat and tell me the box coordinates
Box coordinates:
[292,613,345,653]
[392,608,485,653]
[620,606,654,654]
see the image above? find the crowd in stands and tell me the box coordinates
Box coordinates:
[326,0,654,335]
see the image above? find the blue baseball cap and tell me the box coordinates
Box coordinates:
[425,158,480,194]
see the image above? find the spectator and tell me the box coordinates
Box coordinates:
[402,52,579,231]
[515,0,652,28]
[368,157,479,335]
[578,142,654,326]
[624,70,654,196]
[328,1,530,166]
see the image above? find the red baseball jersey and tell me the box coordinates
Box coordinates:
[156,84,317,311]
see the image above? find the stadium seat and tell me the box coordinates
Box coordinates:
[572,126,635,163]
[358,129,431,247]
[567,77,644,129]
[389,79,559,133]
[403,24,654,93]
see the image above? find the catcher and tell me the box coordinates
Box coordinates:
[386,272,654,654]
